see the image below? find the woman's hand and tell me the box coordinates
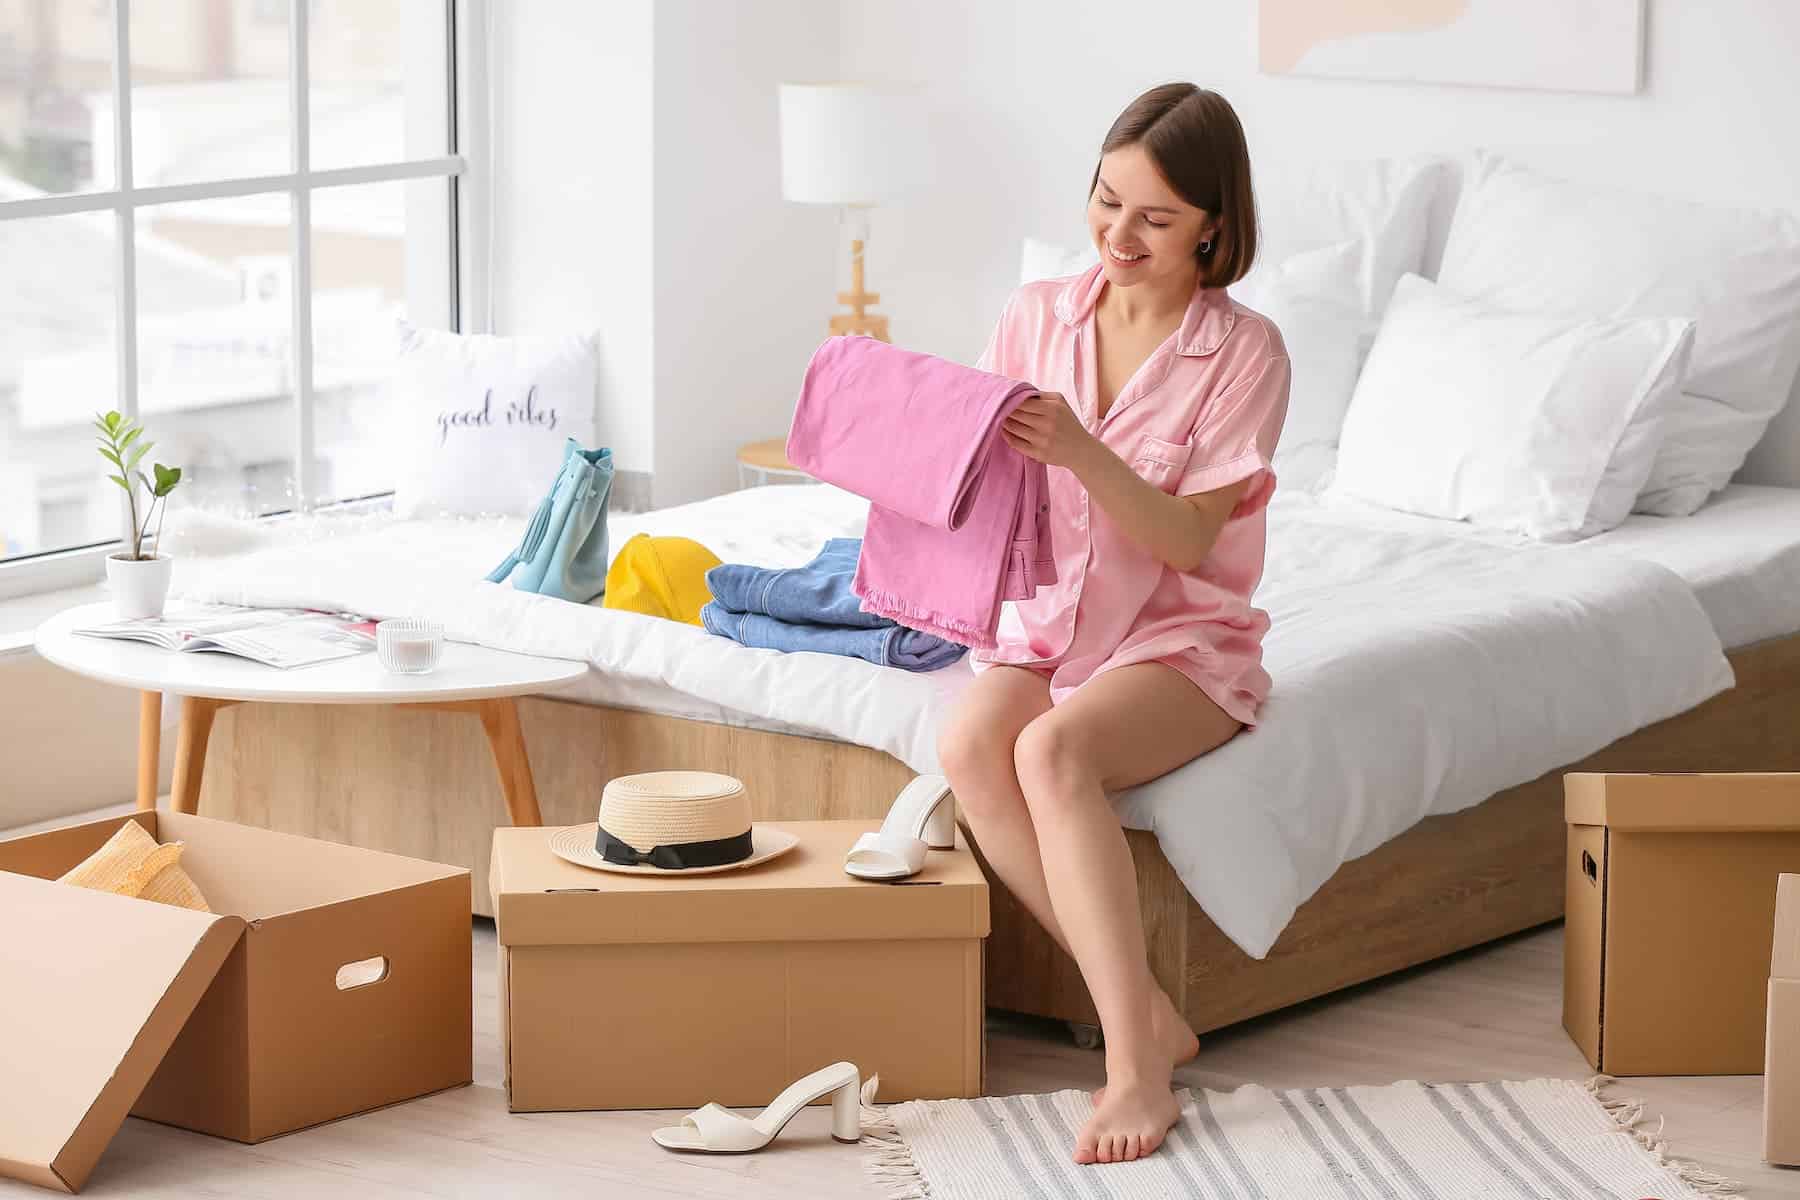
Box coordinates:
[1001,391,1098,473]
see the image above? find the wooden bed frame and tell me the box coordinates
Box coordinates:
[193,633,1800,1036]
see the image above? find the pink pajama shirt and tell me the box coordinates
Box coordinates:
[970,264,1291,726]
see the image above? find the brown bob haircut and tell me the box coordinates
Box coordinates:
[1088,83,1258,288]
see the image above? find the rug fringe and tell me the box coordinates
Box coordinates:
[859,1073,931,1199]
[1585,1075,1744,1196]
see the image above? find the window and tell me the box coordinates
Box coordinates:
[0,0,464,585]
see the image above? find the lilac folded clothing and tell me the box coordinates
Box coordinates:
[785,335,1056,649]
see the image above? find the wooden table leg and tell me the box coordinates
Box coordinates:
[477,697,543,827]
[171,697,232,815]
[137,691,162,811]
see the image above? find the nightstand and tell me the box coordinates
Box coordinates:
[736,438,814,488]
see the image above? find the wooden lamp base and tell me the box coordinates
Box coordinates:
[829,237,889,342]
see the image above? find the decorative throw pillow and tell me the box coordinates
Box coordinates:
[1330,275,1695,541]
[390,324,599,518]
[1437,152,1800,515]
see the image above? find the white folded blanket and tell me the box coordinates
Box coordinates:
[171,484,1732,958]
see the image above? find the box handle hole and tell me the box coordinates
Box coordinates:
[335,955,390,990]
[1580,850,1598,884]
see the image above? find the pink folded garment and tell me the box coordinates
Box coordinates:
[785,335,1055,649]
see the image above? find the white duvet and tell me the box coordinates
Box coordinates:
[170,483,1732,958]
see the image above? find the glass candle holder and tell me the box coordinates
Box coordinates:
[376,618,444,675]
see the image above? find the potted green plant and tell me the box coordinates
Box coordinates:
[94,410,183,619]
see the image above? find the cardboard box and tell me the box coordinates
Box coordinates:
[1766,874,1800,1163]
[491,819,987,1111]
[0,810,472,1192]
[1564,772,1800,1076]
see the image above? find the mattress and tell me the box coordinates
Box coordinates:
[170,481,1773,959]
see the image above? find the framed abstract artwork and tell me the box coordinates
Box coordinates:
[1258,0,1645,95]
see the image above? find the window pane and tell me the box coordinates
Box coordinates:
[130,0,290,187]
[0,0,116,194]
[0,213,120,562]
[311,0,448,170]
[135,193,297,520]
[310,176,450,503]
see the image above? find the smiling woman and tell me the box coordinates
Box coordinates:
[1087,83,1259,289]
[943,81,1289,1169]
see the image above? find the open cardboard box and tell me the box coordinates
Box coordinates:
[0,810,472,1193]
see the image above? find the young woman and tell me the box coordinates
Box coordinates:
[938,83,1290,1165]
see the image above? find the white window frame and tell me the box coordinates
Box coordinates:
[0,0,488,601]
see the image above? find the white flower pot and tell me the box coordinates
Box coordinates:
[106,553,174,620]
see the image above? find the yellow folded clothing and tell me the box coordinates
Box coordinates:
[57,820,212,912]
[603,533,722,626]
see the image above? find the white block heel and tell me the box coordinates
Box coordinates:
[844,774,956,881]
[651,1061,862,1153]
[830,1069,861,1144]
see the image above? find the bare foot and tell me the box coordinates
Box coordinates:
[1092,986,1198,1105]
[1074,1077,1181,1164]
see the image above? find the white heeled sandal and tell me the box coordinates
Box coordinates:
[844,774,955,881]
[650,1061,862,1153]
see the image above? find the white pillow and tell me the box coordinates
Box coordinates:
[1330,275,1695,541]
[390,324,599,518]
[1437,153,1800,515]
[1019,236,1097,285]
[1256,154,1451,324]
[1234,240,1364,493]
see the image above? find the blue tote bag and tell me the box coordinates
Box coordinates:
[486,439,614,603]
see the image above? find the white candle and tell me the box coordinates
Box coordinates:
[377,619,444,674]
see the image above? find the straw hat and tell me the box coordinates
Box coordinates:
[549,770,799,875]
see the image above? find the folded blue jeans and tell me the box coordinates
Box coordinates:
[702,538,966,672]
[701,604,965,670]
[705,538,885,627]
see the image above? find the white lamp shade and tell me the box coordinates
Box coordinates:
[779,83,918,205]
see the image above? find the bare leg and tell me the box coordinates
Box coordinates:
[1013,662,1241,1165]
[939,667,1198,1084]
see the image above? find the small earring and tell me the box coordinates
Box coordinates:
[1198,239,1213,255]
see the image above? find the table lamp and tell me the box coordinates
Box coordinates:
[778,83,918,342]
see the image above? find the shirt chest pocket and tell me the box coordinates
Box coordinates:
[1130,432,1194,495]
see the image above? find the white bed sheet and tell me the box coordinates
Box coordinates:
[170,483,1735,959]
[1577,484,1800,650]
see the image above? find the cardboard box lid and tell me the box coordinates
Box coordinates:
[0,871,244,1193]
[1565,773,1800,832]
[1775,874,1800,981]
[491,820,990,948]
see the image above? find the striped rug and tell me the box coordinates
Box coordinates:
[859,1078,1739,1199]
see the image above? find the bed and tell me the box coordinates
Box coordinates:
[166,476,1800,1034]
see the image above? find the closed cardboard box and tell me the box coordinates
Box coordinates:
[1766,874,1800,1164]
[492,819,987,1112]
[0,811,472,1192]
[1564,772,1800,1077]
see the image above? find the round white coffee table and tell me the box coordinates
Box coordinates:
[35,603,589,826]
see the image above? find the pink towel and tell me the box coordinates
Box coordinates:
[785,336,1056,649]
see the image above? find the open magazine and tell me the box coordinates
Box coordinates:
[75,605,380,670]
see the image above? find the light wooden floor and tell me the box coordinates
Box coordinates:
[12,920,1799,1198]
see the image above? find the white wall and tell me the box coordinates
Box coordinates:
[650,0,840,506]
[490,0,656,476]
[838,0,1800,483]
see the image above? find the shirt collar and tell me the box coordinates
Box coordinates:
[1052,262,1235,356]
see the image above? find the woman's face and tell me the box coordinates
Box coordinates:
[1087,143,1216,290]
